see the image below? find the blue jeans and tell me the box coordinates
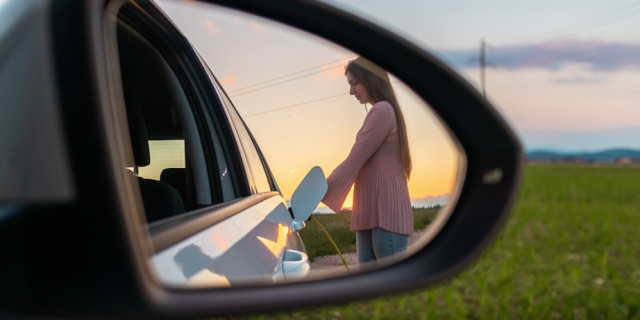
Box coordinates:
[356,227,409,265]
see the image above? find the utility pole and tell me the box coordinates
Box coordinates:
[480,39,486,97]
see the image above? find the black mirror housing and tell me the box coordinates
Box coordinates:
[0,0,522,318]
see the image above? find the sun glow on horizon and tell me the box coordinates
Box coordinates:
[156,1,461,211]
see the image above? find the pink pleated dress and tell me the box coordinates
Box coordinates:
[321,101,413,235]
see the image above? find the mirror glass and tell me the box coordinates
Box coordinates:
[110,0,464,287]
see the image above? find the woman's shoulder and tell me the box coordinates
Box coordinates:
[372,101,393,110]
[370,101,395,118]
[365,101,396,130]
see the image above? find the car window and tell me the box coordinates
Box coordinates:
[115,11,245,223]
[199,97,237,202]
[211,78,273,194]
[138,140,185,180]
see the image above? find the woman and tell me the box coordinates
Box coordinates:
[322,57,413,265]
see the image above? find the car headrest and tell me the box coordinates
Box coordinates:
[160,168,186,203]
[125,95,150,167]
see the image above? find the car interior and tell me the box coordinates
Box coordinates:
[116,18,214,224]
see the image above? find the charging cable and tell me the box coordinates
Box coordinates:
[311,217,350,273]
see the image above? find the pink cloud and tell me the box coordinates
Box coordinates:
[219,76,236,87]
[314,64,346,81]
[440,40,640,71]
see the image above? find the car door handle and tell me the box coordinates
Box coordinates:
[281,249,310,281]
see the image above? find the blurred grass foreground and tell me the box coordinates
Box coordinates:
[247,165,640,319]
[300,207,439,262]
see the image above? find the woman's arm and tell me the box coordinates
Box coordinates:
[321,103,395,213]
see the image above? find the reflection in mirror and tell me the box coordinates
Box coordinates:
[110,0,464,287]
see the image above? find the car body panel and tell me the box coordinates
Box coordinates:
[151,194,304,286]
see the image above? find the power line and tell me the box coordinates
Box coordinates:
[227,3,640,119]
[557,7,640,41]
[243,81,402,118]
[243,93,349,118]
[230,3,640,99]
[558,35,640,61]
[474,2,640,95]
[228,56,357,94]
[508,5,640,71]
[536,0,640,43]
[230,64,347,98]
[234,3,640,102]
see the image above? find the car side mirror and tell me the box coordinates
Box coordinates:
[290,166,327,222]
[0,0,522,318]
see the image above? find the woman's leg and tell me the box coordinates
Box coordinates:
[356,229,376,265]
[371,227,409,260]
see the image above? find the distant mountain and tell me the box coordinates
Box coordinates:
[527,148,640,161]
[410,194,450,208]
[306,194,450,214]
[313,206,336,214]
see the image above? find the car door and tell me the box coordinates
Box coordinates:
[199,60,308,255]
[114,1,309,287]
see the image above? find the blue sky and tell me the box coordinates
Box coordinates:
[323,0,640,152]
[322,0,640,49]
[156,0,640,204]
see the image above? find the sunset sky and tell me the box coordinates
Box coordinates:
[156,0,459,208]
[155,0,640,206]
[322,0,640,152]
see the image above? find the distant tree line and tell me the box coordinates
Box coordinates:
[412,204,442,210]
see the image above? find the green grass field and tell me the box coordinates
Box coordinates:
[300,207,439,261]
[243,165,640,319]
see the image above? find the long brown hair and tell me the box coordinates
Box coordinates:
[345,57,412,180]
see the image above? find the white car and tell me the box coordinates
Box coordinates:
[0,0,521,317]
[116,1,324,286]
